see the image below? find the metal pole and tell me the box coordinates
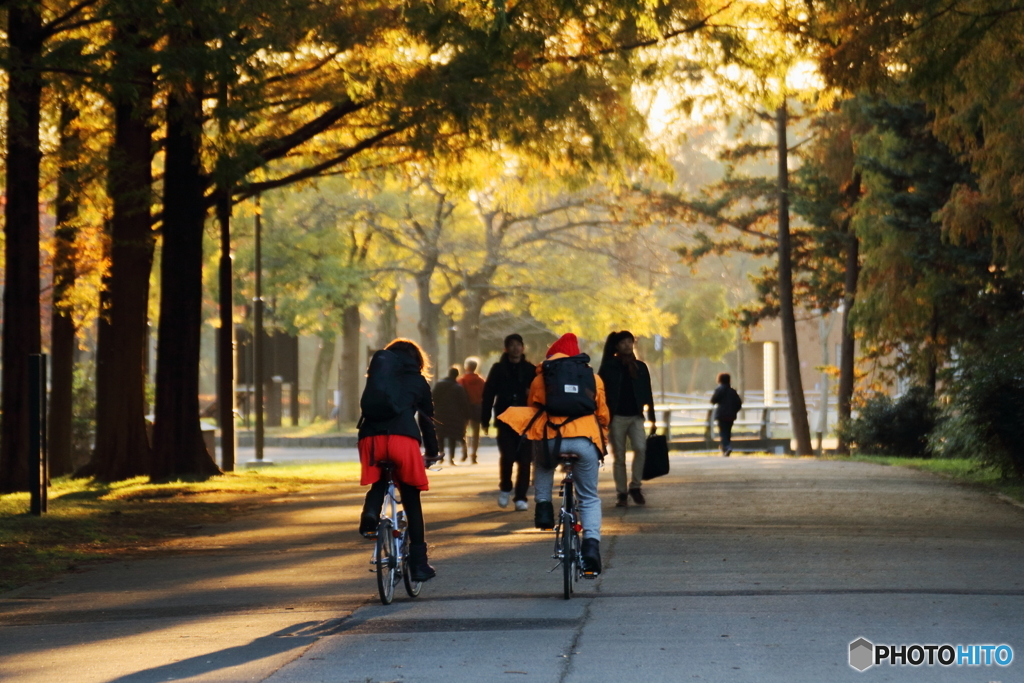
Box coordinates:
[29,354,48,515]
[253,194,265,463]
[217,191,236,471]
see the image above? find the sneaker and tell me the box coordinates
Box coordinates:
[534,501,554,529]
[498,491,511,508]
[515,499,528,511]
[615,493,628,508]
[408,542,436,582]
[725,449,732,457]
[358,512,379,539]
[581,538,601,576]
[629,488,646,505]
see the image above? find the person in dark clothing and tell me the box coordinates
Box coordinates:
[481,333,536,510]
[598,330,656,507]
[357,338,439,581]
[711,372,743,457]
[433,366,471,465]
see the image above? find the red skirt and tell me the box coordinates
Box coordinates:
[358,434,430,491]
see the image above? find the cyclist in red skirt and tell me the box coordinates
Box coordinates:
[357,338,440,582]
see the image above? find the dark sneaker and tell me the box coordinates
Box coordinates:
[359,512,379,539]
[581,538,601,576]
[409,542,436,582]
[615,493,628,508]
[534,501,555,529]
[629,488,646,505]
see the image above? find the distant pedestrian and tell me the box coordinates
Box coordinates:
[434,366,471,465]
[458,357,485,464]
[356,338,438,582]
[598,330,656,508]
[711,372,743,457]
[482,333,536,511]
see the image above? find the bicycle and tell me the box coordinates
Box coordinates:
[369,461,421,605]
[551,453,586,599]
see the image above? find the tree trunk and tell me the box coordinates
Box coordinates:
[340,304,362,423]
[375,291,397,349]
[460,290,486,359]
[687,358,700,394]
[84,41,155,481]
[151,85,220,480]
[416,273,441,368]
[50,102,81,476]
[312,335,336,420]
[836,232,859,454]
[776,104,814,455]
[216,191,235,471]
[926,310,939,398]
[1,1,44,493]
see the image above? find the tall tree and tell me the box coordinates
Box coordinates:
[83,15,158,481]
[151,1,220,479]
[49,100,83,475]
[0,0,45,492]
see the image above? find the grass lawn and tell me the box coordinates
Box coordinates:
[835,455,1024,505]
[236,419,359,438]
[0,463,360,593]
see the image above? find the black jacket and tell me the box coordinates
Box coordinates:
[433,377,470,438]
[711,384,743,422]
[598,356,656,423]
[357,353,439,458]
[481,353,536,429]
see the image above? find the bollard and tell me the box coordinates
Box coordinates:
[29,354,48,515]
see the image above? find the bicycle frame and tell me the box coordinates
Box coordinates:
[369,462,420,604]
[551,456,584,599]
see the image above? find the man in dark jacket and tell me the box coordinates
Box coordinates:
[481,333,536,510]
[434,366,471,465]
[711,372,742,457]
[598,331,656,507]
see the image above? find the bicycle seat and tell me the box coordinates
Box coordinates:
[557,452,580,460]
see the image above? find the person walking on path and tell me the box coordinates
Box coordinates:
[711,372,742,457]
[433,366,471,465]
[481,333,536,511]
[458,357,485,464]
[498,332,610,575]
[356,338,439,582]
[598,330,656,508]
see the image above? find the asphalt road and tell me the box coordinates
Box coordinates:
[2,450,1023,683]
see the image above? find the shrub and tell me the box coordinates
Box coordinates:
[837,386,937,457]
[929,333,1024,477]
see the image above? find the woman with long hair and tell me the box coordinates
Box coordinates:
[357,338,440,581]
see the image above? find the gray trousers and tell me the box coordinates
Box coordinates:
[610,414,647,493]
[533,437,602,542]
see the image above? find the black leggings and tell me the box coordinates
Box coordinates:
[363,479,425,545]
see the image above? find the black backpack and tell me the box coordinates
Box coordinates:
[360,349,406,422]
[541,354,597,417]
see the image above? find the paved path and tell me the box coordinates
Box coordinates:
[2,453,1024,682]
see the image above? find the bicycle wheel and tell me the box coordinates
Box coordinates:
[402,533,422,597]
[561,484,576,600]
[375,520,396,605]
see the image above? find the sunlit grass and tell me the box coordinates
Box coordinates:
[834,455,1024,505]
[0,463,360,593]
[239,419,359,437]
